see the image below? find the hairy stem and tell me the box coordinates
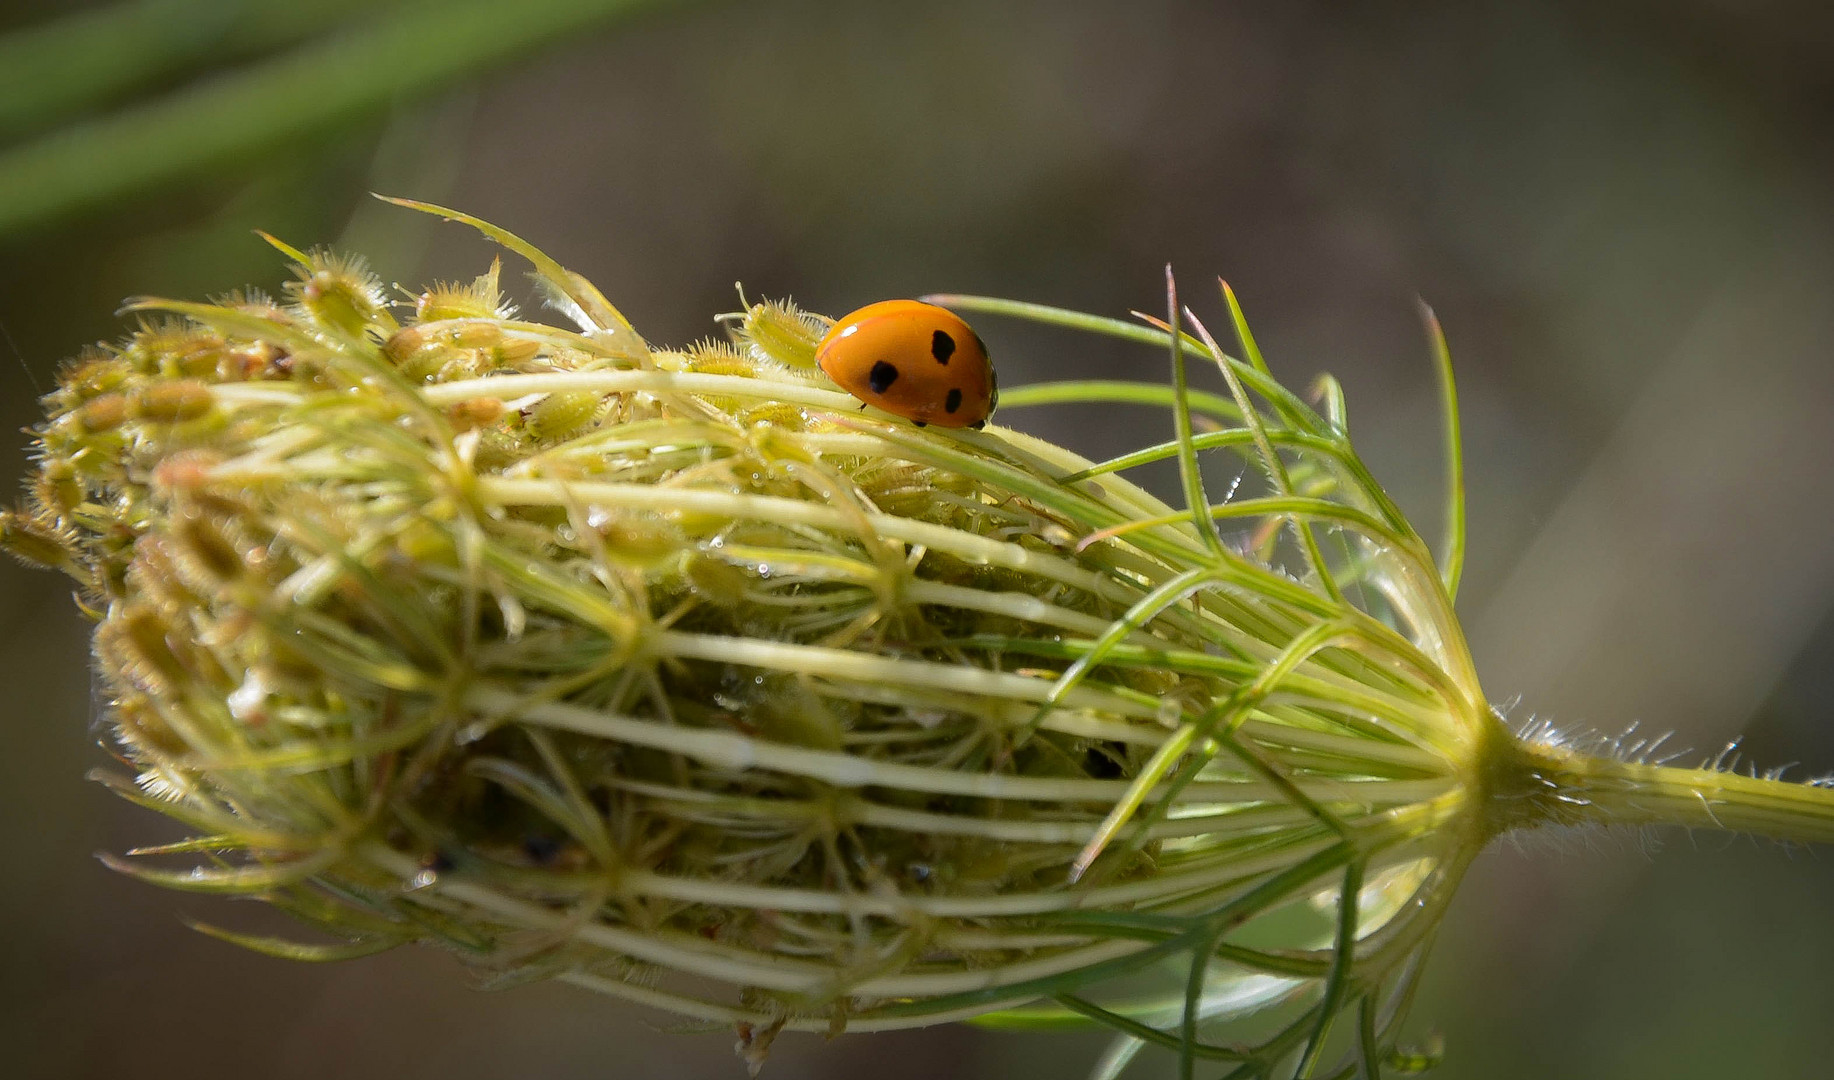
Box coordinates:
[1487,730,1834,844]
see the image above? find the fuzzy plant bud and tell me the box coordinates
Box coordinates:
[10,198,1834,1080]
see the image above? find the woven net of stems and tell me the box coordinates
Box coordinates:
[6,199,1495,1077]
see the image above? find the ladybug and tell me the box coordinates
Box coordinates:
[815,300,997,429]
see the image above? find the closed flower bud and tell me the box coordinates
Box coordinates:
[110,694,189,759]
[32,459,85,514]
[131,380,214,423]
[59,351,130,402]
[172,512,247,586]
[521,389,605,442]
[382,324,433,364]
[444,321,503,350]
[730,299,827,369]
[74,393,129,433]
[98,606,190,694]
[444,397,505,431]
[0,506,76,570]
[285,247,393,341]
[414,260,511,323]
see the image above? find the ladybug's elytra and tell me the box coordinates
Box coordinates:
[814,300,997,429]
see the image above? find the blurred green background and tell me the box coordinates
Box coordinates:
[3,1,1833,1077]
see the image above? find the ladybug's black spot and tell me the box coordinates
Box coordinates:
[868,360,899,394]
[930,330,955,364]
[944,388,963,414]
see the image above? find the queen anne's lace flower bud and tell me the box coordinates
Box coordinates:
[12,199,1834,1079]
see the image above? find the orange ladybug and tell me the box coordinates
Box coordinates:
[815,300,997,429]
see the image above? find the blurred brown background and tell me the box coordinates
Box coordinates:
[3,1,1833,1077]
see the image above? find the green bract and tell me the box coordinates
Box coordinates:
[10,200,1834,1079]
